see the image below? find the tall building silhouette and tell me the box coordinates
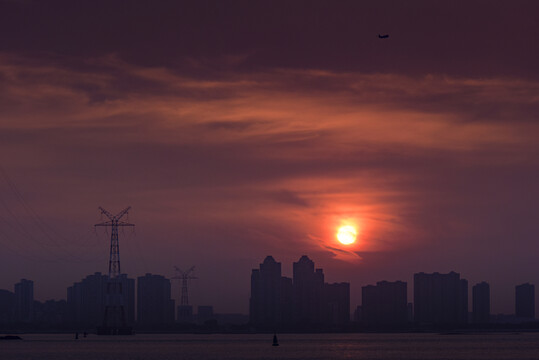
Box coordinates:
[67,273,105,326]
[67,272,134,327]
[325,282,350,325]
[362,281,407,326]
[137,273,175,325]
[118,274,135,325]
[0,289,15,324]
[414,272,468,325]
[515,283,535,319]
[459,278,468,324]
[293,255,325,324]
[250,255,350,328]
[14,279,33,323]
[249,256,287,327]
[472,282,490,324]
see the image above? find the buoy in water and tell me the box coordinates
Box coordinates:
[272,333,279,346]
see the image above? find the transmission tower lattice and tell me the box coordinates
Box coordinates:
[173,266,197,306]
[95,206,134,335]
[95,206,134,278]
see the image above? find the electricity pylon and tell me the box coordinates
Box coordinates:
[95,206,134,335]
[173,266,197,306]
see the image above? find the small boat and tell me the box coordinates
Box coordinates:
[272,333,279,346]
[0,335,22,340]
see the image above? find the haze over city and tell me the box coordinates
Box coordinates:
[1,0,539,316]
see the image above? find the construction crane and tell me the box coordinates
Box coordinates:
[172,266,197,306]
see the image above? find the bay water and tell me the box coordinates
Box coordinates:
[1,332,539,360]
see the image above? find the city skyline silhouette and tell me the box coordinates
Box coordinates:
[1,1,539,318]
[1,254,539,333]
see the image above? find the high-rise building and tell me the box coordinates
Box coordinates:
[361,285,377,324]
[414,272,468,325]
[0,289,14,324]
[249,256,284,327]
[472,282,490,324]
[67,272,107,326]
[515,283,535,319]
[293,255,325,324]
[137,273,175,325]
[14,279,33,323]
[325,282,350,325]
[117,274,136,325]
[67,272,134,327]
[362,281,407,326]
[250,255,350,328]
[460,279,468,324]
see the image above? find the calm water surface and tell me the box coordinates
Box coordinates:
[1,333,539,360]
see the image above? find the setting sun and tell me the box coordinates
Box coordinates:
[336,225,357,245]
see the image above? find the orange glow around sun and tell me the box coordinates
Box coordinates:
[336,225,357,245]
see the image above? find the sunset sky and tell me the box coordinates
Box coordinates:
[1,1,539,314]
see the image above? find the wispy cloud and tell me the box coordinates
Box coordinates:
[0,53,538,268]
